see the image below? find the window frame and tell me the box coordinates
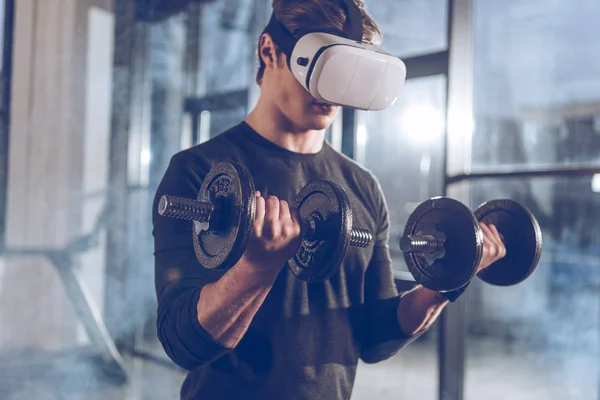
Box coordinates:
[0,0,14,251]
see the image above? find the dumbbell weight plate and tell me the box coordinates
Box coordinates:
[287,180,353,282]
[403,197,483,292]
[474,199,542,286]
[193,161,256,270]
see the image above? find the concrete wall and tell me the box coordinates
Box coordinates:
[0,0,114,351]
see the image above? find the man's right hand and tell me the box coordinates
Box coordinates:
[197,192,300,346]
[241,191,303,273]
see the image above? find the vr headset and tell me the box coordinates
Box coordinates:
[262,0,406,111]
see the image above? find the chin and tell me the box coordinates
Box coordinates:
[305,115,335,131]
[304,106,340,130]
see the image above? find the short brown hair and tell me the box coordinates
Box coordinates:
[255,0,382,85]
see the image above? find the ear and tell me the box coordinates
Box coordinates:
[259,33,285,70]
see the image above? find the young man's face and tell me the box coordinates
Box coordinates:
[261,36,341,132]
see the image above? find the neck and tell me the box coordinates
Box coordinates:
[245,97,325,154]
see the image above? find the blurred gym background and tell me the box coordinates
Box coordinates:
[0,0,598,399]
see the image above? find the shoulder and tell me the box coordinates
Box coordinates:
[155,123,247,199]
[325,145,384,196]
[168,123,247,173]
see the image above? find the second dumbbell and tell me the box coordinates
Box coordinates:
[399,197,543,292]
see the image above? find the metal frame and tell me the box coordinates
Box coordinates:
[439,0,474,398]
[405,51,450,80]
[0,0,14,250]
[448,163,600,183]
[184,89,249,144]
[106,0,146,350]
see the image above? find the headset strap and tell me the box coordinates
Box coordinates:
[340,0,363,41]
[263,0,365,58]
[263,13,297,58]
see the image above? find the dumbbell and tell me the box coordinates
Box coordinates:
[399,197,543,292]
[158,161,372,282]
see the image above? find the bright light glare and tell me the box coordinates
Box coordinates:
[447,108,474,141]
[592,174,600,193]
[401,105,445,144]
[140,149,151,166]
[357,124,367,146]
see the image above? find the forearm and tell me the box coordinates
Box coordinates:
[197,255,281,348]
[397,285,449,336]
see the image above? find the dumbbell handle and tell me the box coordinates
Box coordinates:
[159,196,372,248]
[400,229,505,255]
[400,234,444,254]
[158,195,214,223]
[348,228,372,247]
[303,215,372,248]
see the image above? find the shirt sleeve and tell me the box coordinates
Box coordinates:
[360,175,423,364]
[153,153,232,370]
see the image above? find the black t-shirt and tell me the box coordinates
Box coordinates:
[152,122,418,400]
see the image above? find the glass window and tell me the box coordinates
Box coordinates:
[364,0,448,58]
[149,13,187,177]
[472,1,600,169]
[464,175,600,400]
[360,74,447,275]
[0,0,8,245]
[198,1,255,95]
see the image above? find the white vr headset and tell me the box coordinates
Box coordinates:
[262,0,406,111]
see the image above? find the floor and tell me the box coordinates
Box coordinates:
[353,338,599,400]
[1,338,597,400]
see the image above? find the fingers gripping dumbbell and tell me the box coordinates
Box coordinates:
[399,197,542,292]
[473,199,543,286]
[158,161,372,282]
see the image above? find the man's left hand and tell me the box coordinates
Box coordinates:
[476,222,506,273]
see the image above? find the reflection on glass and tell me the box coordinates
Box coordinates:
[473,1,600,168]
[364,0,448,58]
[465,176,600,400]
[353,75,447,400]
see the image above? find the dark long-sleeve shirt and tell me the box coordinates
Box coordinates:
[152,122,418,400]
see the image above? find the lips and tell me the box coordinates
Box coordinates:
[312,102,333,114]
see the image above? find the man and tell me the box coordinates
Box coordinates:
[152,1,506,399]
